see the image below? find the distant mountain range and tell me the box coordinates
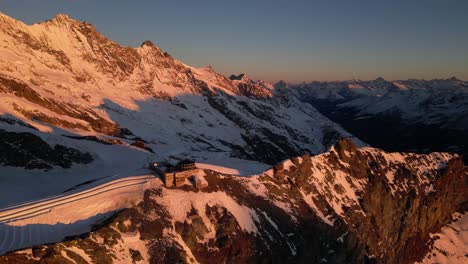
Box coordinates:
[292,77,468,162]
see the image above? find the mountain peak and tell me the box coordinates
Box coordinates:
[140,40,156,47]
[39,13,83,27]
[204,65,214,71]
[51,13,77,23]
[274,80,288,89]
[229,73,246,81]
[54,13,73,20]
[229,73,252,83]
[139,39,166,57]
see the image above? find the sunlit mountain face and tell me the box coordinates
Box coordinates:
[0,12,466,264]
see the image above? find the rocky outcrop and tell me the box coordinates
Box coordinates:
[130,140,154,153]
[229,73,273,98]
[274,139,468,263]
[0,76,122,136]
[0,129,93,169]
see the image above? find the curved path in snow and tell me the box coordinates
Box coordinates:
[0,162,266,255]
[0,174,160,255]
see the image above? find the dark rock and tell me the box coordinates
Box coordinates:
[229,74,245,81]
[0,129,93,169]
[64,135,123,145]
[130,140,154,153]
[333,137,358,161]
[0,76,122,136]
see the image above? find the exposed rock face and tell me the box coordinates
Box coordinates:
[0,129,93,169]
[295,139,468,263]
[0,76,122,136]
[1,141,465,263]
[130,140,154,153]
[229,73,273,98]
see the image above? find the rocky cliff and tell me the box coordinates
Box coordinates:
[1,140,465,263]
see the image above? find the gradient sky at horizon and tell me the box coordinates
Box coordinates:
[1,0,467,82]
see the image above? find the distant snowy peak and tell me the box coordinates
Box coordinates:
[139,40,166,56]
[229,73,274,98]
[229,73,248,81]
[38,13,82,27]
[296,77,467,98]
[273,80,289,90]
[229,73,253,84]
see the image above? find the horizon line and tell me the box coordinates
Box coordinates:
[1,11,466,84]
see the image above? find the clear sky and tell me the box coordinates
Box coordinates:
[1,0,467,82]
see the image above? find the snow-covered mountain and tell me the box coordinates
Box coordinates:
[1,139,466,263]
[0,12,358,204]
[0,12,355,165]
[292,78,468,161]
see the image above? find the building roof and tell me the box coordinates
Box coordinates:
[178,159,195,165]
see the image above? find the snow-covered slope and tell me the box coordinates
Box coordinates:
[0,12,352,157]
[0,174,160,255]
[419,212,468,264]
[0,12,357,206]
[0,13,354,159]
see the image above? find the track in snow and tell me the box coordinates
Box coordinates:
[0,174,160,255]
